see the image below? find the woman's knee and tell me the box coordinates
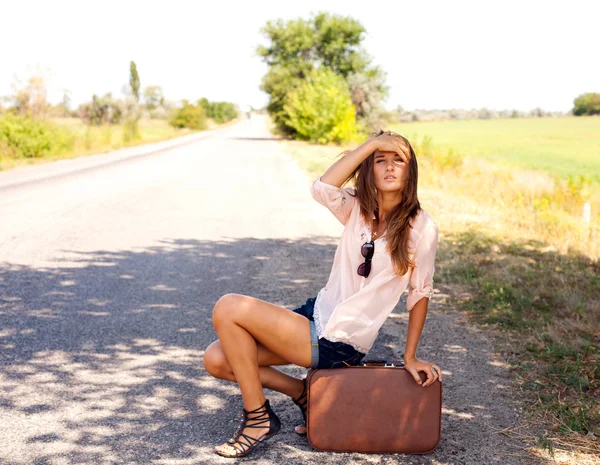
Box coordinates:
[203,340,232,378]
[212,293,248,327]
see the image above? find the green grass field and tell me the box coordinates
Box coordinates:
[389,116,600,183]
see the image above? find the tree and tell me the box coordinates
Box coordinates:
[143,85,164,110]
[347,69,389,132]
[478,107,491,119]
[573,92,600,116]
[61,89,71,111]
[197,97,211,114]
[10,74,49,119]
[257,11,387,137]
[257,13,371,78]
[48,89,73,117]
[312,13,372,78]
[196,98,238,123]
[129,61,141,102]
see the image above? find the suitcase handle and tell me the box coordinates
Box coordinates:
[360,359,405,368]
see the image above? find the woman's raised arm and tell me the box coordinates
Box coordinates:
[321,132,409,188]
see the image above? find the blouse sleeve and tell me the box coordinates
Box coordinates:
[310,175,357,226]
[406,221,439,311]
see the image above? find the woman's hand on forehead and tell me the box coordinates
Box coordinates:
[373,133,410,162]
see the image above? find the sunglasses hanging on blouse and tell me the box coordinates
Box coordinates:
[357,241,374,277]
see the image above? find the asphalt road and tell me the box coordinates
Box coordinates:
[0,115,538,464]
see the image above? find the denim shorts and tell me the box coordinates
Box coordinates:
[292,296,366,370]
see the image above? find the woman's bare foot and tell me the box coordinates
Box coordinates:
[214,400,281,457]
[295,424,307,434]
[214,424,271,456]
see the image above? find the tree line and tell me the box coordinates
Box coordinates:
[257,11,599,145]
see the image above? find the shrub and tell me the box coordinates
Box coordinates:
[169,100,207,130]
[79,93,123,125]
[282,67,358,144]
[0,114,74,158]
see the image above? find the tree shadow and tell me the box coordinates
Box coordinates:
[0,233,544,463]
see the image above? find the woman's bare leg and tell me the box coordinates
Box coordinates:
[204,340,308,434]
[211,293,313,454]
[203,339,305,400]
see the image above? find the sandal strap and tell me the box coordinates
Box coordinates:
[228,441,246,455]
[228,400,271,443]
[222,400,276,456]
[293,382,307,405]
[244,399,270,414]
[237,431,263,450]
[294,394,307,408]
[244,406,271,428]
[293,378,308,422]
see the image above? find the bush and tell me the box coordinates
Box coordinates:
[79,93,124,125]
[0,114,74,158]
[282,67,359,144]
[169,100,207,130]
[573,93,600,116]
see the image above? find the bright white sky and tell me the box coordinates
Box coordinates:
[2,0,598,112]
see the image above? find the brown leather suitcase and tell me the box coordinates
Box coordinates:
[306,359,442,454]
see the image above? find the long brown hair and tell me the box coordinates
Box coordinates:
[340,129,421,276]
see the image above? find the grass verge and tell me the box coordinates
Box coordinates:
[0,117,239,171]
[281,130,600,462]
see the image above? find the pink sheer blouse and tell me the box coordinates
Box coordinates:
[310,175,439,354]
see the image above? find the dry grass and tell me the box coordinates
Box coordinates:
[281,133,600,462]
[491,419,600,464]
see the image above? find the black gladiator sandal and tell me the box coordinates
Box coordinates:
[292,377,308,435]
[215,399,281,458]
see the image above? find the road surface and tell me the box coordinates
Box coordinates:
[0,115,537,464]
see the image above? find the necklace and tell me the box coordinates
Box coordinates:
[371,218,387,240]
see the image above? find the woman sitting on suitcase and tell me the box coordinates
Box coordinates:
[204,129,442,458]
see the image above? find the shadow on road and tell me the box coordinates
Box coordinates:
[0,233,541,463]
